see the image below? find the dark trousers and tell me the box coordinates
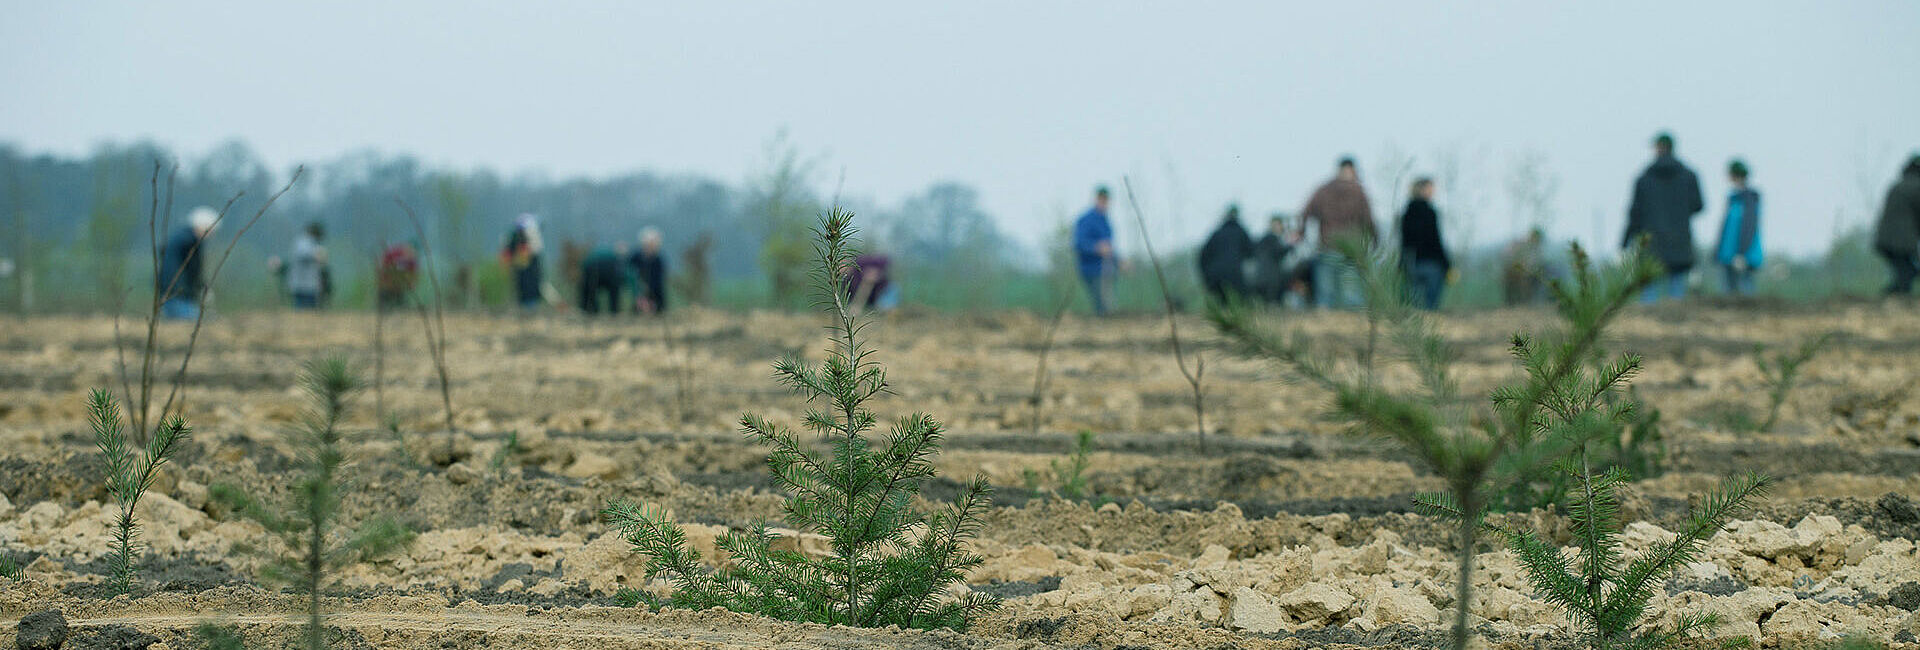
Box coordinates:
[1407,260,1446,311]
[578,260,623,315]
[1882,247,1919,296]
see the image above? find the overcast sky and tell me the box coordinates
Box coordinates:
[5,1,1916,257]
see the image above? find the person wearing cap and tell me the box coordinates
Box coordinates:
[628,228,668,315]
[1622,132,1705,303]
[1714,160,1763,296]
[1874,155,1920,296]
[1300,157,1378,310]
[287,221,330,310]
[157,207,218,320]
[1072,185,1119,316]
[1198,204,1253,303]
[500,214,545,310]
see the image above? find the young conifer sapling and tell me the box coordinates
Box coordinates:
[603,208,998,631]
[1211,243,1660,650]
[211,358,412,650]
[91,388,191,595]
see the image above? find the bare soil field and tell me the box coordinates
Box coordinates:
[3,302,1919,649]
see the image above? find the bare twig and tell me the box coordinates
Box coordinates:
[1027,297,1070,436]
[1120,176,1208,453]
[158,167,305,423]
[130,162,177,443]
[396,199,455,432]
[374,250,388,418]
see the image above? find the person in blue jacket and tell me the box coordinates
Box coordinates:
[1072,186,1119,316]
[157,207,218,320]
[1714,159,1763,296]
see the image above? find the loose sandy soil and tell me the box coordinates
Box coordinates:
[2,302,1919,649]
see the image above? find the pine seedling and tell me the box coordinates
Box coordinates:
[211,358,413,650]
[490,431,522,473]
[602,207,999,631]
[0,553,19,580]
[194,622,246,650]
[1050,430,1096,500]
[1423,462,1771,649]
[1755,333,1832,433]
[91,388,191,596]
[1210,243,1660,650]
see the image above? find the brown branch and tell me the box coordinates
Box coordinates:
[395,199,455,432]
[158,167,304,422]
[1120,176,1208,453]
[1027,296,1070,436]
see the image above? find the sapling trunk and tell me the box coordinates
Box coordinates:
[1028,298,1069,436]
[395,199,455,433]
[1120,177,1208,453]
[1449,486,1479,650]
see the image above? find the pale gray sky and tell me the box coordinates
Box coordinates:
[5,1,1916,257]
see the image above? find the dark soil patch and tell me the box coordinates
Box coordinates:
[976,576,1062,600]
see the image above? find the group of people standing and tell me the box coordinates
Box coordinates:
[142,138,1920,321]
[1069,132,1920,316]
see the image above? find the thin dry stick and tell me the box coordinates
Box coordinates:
[130,162,178,443]
[1027,297,1070,436]
[1120,176,1208,453]
[659,316,694,424]
[374,251,388,418]
[396,199,455,432]
[157,167,305,423]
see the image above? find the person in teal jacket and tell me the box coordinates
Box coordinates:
[1714,159,1762,296]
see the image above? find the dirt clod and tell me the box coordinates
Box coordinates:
[16,609,68,650]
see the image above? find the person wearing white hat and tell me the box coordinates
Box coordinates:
[157,207,218,320]
[501,214,545,310]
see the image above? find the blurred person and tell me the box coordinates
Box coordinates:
[377,241,420,309]
[287,221,329,310]
[1714,160,1763,296]
[157,207,217,320]
[1874,155,1920,296]
[1300,157,1378,309]
[1622,132,1704,303]
[629,227,669,315]
[500,214,545,310]
[1398,178,1452,311]
[844,251,895,315]
[1249,214,1294,304]
[1197,204,1253,303]
[578,242,630,315]
[1502,228,1548,306]
[1072,185,1119,316]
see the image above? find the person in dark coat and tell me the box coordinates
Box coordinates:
[1249,215,1293,304]
[1198,205,1253,303]
[1874,155,1920,295]
[629,227,669,315]
[1622,132,1704,303]
[1714,160,1763,296]
[501,214,545,310]
[578,244,628,316]
[157,207,218,320]
[1398,178,1451,311]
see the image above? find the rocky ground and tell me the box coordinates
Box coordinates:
[2,302,1918,649]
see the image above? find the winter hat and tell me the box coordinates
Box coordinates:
[188,207,219,234]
